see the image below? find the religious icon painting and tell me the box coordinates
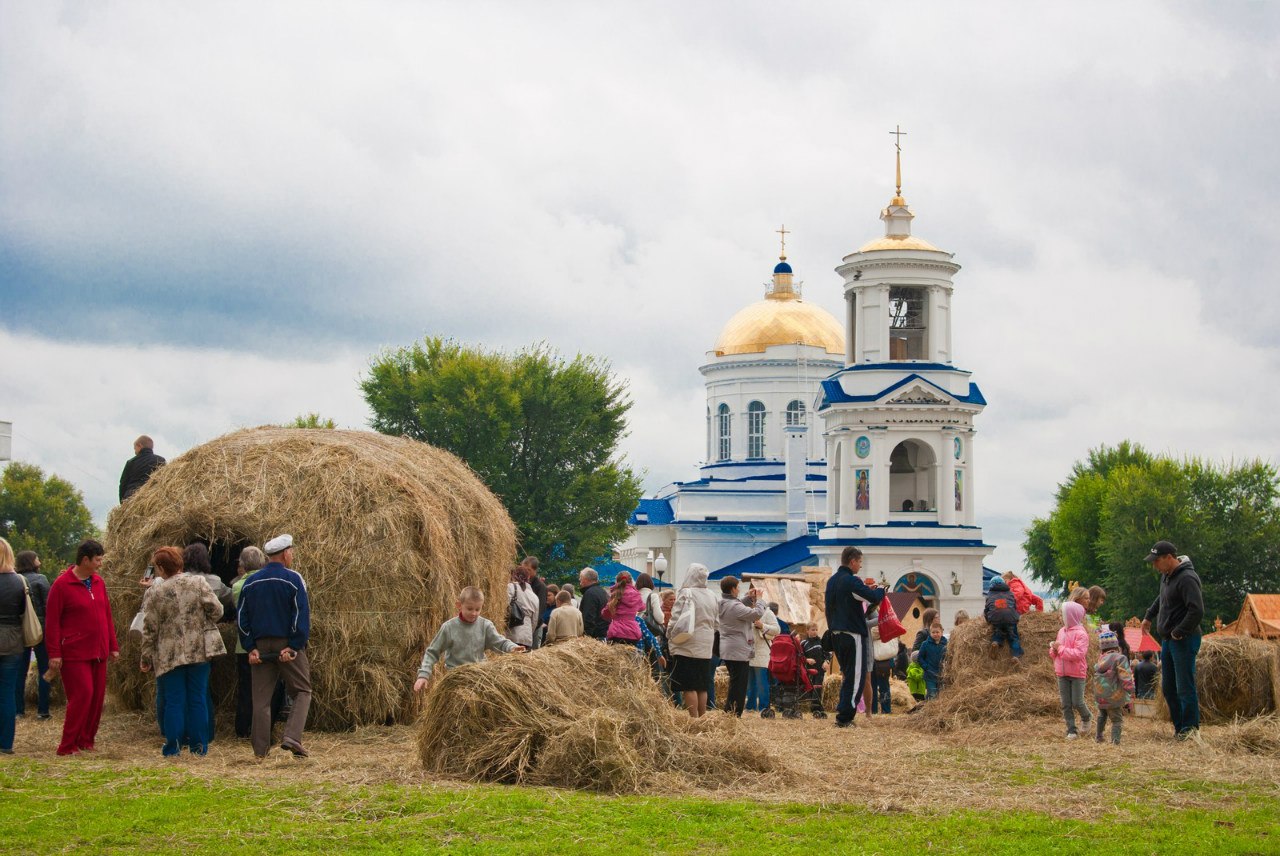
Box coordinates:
[954,470,963,511]
[855,436,871,459]
[953,436,962,460]
[855,468,870,510]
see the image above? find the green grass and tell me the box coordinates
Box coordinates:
[1,760,1275,855]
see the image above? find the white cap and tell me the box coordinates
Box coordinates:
[264,534,294,555]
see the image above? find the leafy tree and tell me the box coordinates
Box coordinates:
[1024,443,1280,630]
[285,413,337,429]
[362,337,643,577]
[0,462,97,569]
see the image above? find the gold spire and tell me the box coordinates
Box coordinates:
[776,223,789,260]
[890,124,907,206]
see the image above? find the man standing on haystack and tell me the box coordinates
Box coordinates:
[1140,540,1204,742]
[238,534,312,759]
[824,546,885,728]
[118,435,165,502]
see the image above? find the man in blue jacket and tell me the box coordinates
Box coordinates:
[238,534,312,759]
[824,546,885,727]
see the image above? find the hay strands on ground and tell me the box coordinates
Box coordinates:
[416,638,784,794]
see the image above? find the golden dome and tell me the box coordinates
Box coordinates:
[857,233,942,253]
[714,292,844,357]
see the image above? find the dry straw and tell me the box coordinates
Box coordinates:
[1153,635,1280,724]
[820,674,914,712]
[909,610,1100,731]
[415,638,783,793]
[102,428,516,731]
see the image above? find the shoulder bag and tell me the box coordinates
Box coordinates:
[20,576,43,647]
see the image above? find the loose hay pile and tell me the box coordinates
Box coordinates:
[1210,713,1280,754]
[103,428,516,731]
[910,610,1100,731]
[416,638,783,793]
[820,675,914,712]
[1155,635,1280,724]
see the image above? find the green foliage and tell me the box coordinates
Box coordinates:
[1023,442,1280,628]
[284,412,337,429]
[0,461,97,568]
[362,337,643,577]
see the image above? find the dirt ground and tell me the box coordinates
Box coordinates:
[9,702,1279,818]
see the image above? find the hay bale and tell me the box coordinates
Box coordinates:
[1154,635,1280,724]
[911,611,1100,731]
[818,676,913,713]
[102,428,516,731]
[1210,714,1280,754]
[416,638,782,793]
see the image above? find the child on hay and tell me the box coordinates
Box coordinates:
[916,622,947,700]
[413,587,526,693]
[1050,601,1092,740]
[1093,627,1134,745]
[983,577,1023,662]
[798,624,828,719]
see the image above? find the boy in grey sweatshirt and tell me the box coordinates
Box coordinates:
[413,586,525,692]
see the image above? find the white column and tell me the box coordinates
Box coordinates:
[826,435,839,525]
[871,432,890,524]
[838,436,856,525]
[963,432,976,524]
[846,294,856,365]
[939,428,957,525]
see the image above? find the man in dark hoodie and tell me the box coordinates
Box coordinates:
[118,435,166,502]
[824,546,885,728]
[1140,540,1204,740]
[983,578,1023,660]
[578,567,609,640]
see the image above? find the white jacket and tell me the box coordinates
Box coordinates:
[749,608,781,668]
[504,581,541,647]
[669,564,719,659]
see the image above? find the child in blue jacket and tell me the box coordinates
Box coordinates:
[916,622,947,699]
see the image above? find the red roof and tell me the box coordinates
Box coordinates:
[1124,627,1160,653]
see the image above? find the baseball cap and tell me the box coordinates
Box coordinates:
[1143,540,1177,563]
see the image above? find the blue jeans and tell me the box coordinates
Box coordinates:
[746,666,771,711]
[871,668,892,713]
[156,662,212,756]
[990,623,1023,658]
[924,674,940,699]
[14,642,50,716]
[1161,635,1201,734]
[0,651,25,751]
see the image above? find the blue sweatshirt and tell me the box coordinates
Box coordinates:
[918,634,947,677]
[824,566,885,635]
[237,562,310,652]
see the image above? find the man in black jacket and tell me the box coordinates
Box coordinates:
[824,546,885,728]
[119,435,166,502]
[1140,540,1204,739]
[578,567,609,640]
[522,556,548,648]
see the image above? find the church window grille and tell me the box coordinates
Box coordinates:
[717,403,731,461]
[747,401,766,459]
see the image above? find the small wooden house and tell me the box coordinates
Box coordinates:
[1212,594,1280,641]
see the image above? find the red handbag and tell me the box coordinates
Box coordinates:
[877,597,906,642]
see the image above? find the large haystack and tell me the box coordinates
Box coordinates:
[416,638,783,793]
[1154,635,1280,724]
[910,610,1100,731]
[103,428,516,731]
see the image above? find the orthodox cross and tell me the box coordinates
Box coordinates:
[776,224,790,260]
[890,124,907,199]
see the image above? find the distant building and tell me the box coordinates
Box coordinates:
[0,420,11,462]
[1211,594,1280,641]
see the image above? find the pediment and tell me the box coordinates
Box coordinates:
[884,383,951,405]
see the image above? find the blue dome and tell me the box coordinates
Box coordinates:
[773,261,793,274]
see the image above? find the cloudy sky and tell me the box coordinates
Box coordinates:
[3,1,1278,572]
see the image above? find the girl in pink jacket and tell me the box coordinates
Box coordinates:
[1050,601,1092,739]
[601,572,643,644]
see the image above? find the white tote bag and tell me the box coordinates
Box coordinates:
[667,590,696,645]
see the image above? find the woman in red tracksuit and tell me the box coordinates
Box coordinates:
[44,540,119,755]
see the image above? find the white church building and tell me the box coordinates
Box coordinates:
[620,149,994,625]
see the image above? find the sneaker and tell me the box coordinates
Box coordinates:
[1095,734,1105,744]
[1065,732,1079,741]
[1177,728,1204,745]
[835,719,853,728]
[37,714,51,721]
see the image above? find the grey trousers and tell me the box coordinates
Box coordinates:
[1097,706,1124,744]
[1057,676,1091,734]
[250,637,312,757]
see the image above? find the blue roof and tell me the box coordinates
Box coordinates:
[819,373,987,408]
[592,559,674,587]
[628,497,675,526]
[707,535,820,580]
[982,566,1002,593]
[773,260,793,274]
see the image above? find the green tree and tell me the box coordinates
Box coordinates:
[1024,443,1280,630]
[0,462,97,569]
[362,337,643,577]
[285,413,337,429]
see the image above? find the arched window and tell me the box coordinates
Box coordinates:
[785,399,806,426]
[747,401,766,459]
[717,403,731,461]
